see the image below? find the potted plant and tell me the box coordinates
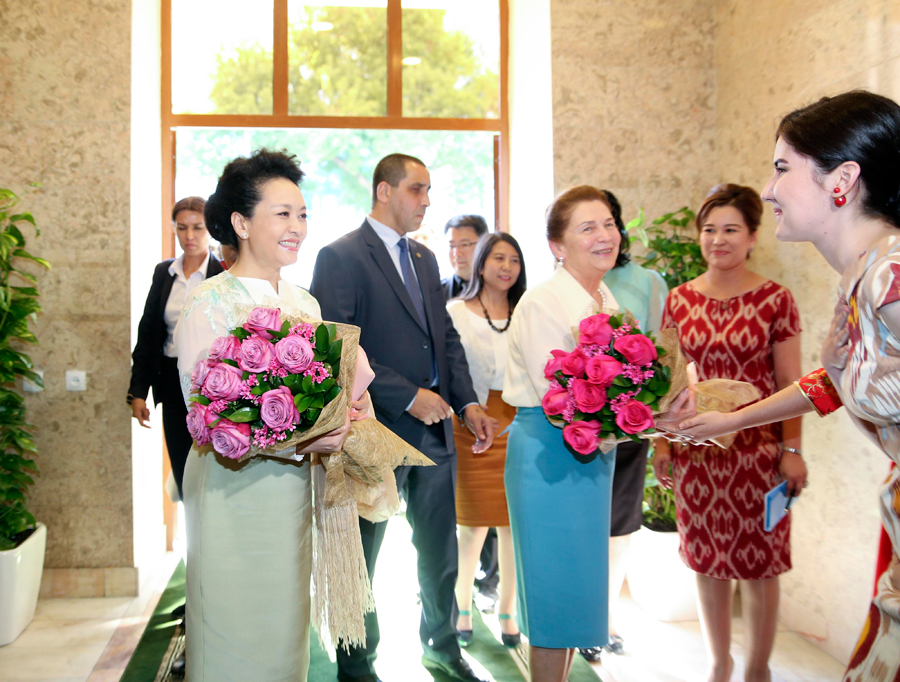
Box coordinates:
[623,206,701,622]
[0,185,49,646]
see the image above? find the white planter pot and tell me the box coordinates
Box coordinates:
[625,525,698,622]
[0,523,46,646]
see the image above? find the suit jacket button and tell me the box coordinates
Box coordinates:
[422,342,429,349]
[423,378,430,384]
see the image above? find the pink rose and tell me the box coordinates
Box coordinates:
[208,335,241,362]
[202,362,244,401]
[615,399,655,434]
[238,336,276,373]
[579,314,614,346]
[541,384,572,416]
[210,420,252,460]
[560,348,588,377]
[570,378,607,413]
[613,334,658,366]
[186,403,212,445]
[543,349,568,380]
[275,335,314,373]
[260,385,300,432]
[585,355,623,388]
[562,420,602,456]
[243,307,282,340]
[190,359,212,393]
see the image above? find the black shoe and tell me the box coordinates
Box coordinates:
[457,629,473,647]
[603,634,624,655]
[501,632,520,648]
[171,603,185,619]
[170,650,186,678]
[336,674,382,682]
[578,646,603,663]
[422,656,489,682]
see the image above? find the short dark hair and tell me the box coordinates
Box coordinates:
[443,214,489,237]
[204,148,304,249]
[696,184,763,234]
[371,153,426,207]
[777,90,900,228]
[459,232,527,310]
[602,190,632,268]
[172,196,205,222]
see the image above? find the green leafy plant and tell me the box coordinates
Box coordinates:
[0,185,49,551]
[626,207,703,289]
[626,206,703,530]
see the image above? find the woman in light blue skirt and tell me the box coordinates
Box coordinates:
[502,185,621,681]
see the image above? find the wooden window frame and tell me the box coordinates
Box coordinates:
[160,0,509,259]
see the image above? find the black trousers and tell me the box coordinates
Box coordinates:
[337,423,460,678]
[158,357,192,501]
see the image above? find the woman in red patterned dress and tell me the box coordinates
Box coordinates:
[653,184,808,682]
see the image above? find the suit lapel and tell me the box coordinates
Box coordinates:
[159,265,176,320]
[410,239,438,337]
[361,221,429,334]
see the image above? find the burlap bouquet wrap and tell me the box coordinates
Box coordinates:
[570,312,761,453]
[229,304,434,651]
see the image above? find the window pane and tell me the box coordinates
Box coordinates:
[401,0,500,119]
[172,0,274,115]
[287,2,388,116]
[175,127,495,286]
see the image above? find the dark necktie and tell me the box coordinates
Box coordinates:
[397,237,428,329]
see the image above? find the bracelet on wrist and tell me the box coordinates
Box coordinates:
[782,446,803,457]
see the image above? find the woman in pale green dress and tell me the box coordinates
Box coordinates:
[174,149,354,682]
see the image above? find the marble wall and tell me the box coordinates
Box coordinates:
[551,0,718,220]
[0,0,135,583]
[715,0,900,663]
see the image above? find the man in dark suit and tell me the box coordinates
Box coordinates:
[310,154,494,682]
[441,214,488,300]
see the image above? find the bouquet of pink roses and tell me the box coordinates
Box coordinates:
[542,311,672,456]
[186,306,347,461]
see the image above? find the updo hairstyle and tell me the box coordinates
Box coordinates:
[204,148,305,248]
[546,185,628,267]
[696,184,763,234]
[171,196,205,221]
[776,90,900,228]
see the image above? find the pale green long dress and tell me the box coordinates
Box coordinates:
[175,271,320,682]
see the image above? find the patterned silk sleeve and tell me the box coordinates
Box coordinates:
[794,367,842,417]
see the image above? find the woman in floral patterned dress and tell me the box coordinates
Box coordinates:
[674,91,900,682]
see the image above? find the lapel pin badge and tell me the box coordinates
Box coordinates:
[416,252,421,258]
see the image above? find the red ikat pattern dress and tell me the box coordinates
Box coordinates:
[662,280,801,580]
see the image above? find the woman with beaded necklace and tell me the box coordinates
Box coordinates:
[448,232,527,649]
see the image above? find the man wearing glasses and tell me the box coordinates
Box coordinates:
[442,214,489,299]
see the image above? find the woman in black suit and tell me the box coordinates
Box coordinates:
[128,197,224,499]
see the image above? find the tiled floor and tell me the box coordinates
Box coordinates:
[0,520,846,682]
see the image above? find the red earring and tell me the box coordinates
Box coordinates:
[834,195,847,207]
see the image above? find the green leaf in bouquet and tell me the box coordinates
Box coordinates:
[242,370,250,381]
[627,432,642,443]
[607,383,631,398]
[231,327,251,340]
[283,374,300,389]
[647,375,660,393]
[318,378,335,394]
[311,395,325,409]
[306,407,321,423]
[221,358,239,368]
[281,320,291,334]
[609,316,622,329]
[612,376,630,387]
[637,390,656,405]
[326,339,343,367]
[208,418,222,428]
[314,324,329,353]
[228,407,260,423]
[326,324,337,345]
[250,385,265,396]
[295,395,314,412]
[190,395,211,405]
[601,405,614,417]
[302,374,314,393]
[326,385,342,402]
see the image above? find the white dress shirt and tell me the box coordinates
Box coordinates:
[366,215,420,285]
[503,265,618,408]
[163,251,210,358]
[447,300,510,406]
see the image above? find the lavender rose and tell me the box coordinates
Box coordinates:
[210,420,252,460]
[201,362,244,401]
[186,403,212,445]
[208,335,241,362]
[190,359,212,393]
[275,335,314,373]
[243,307,282,340]
[238,336,276,373]
[260,386,300,432]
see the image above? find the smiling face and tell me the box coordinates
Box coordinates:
[376,161,431,235]
[448,225,480,281]
[174,209,209,258]
[480,239,521,295]
[699,205,757,270]
[762,137,832,244]
[550,200,620,278]
[233,177,307,273]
